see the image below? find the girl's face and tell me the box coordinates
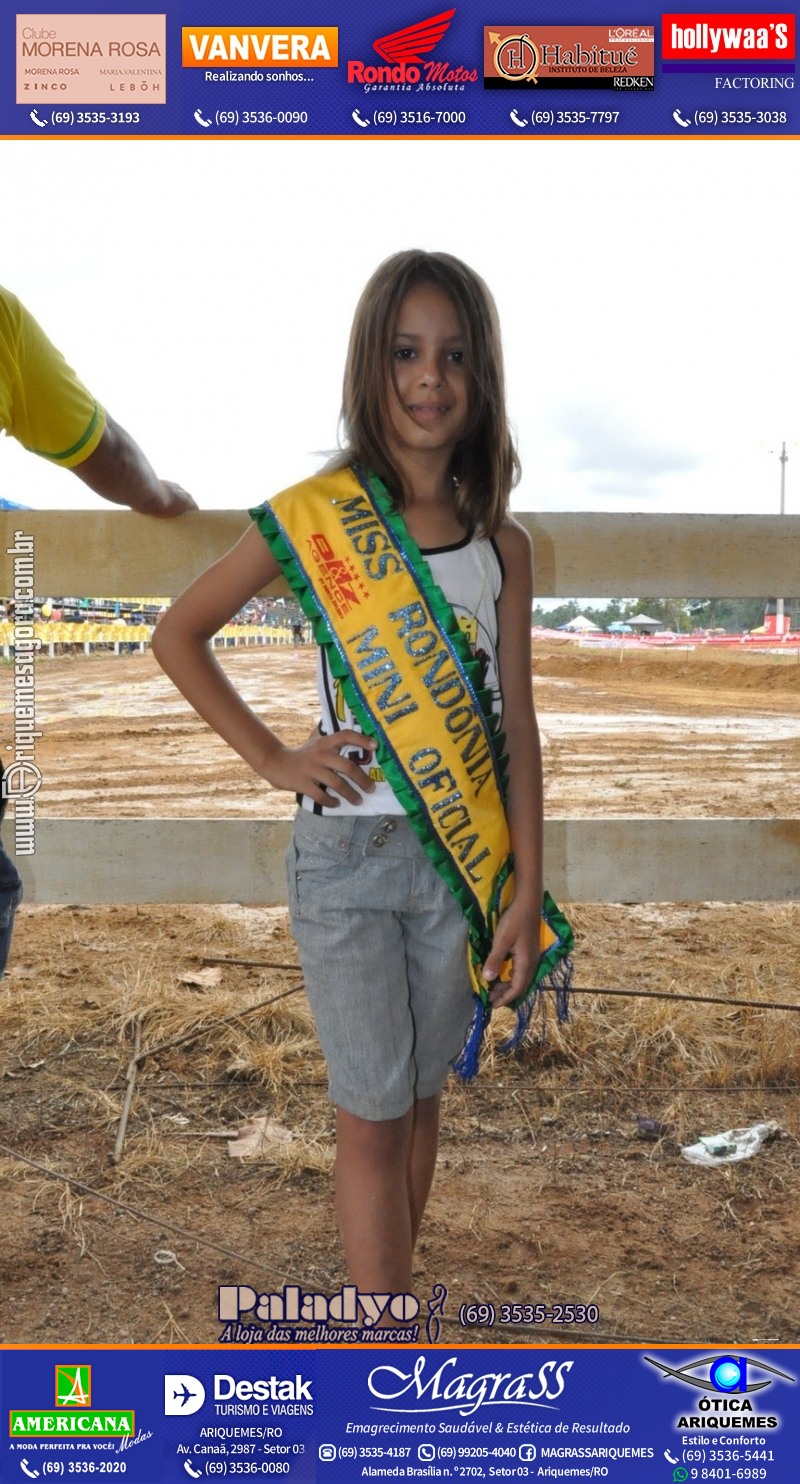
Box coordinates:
[387,282,468,464]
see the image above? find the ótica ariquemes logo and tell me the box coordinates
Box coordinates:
[645,1352,795,1430]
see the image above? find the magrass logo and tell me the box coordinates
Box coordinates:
[347,8,478,91]
[56,1364,91,1408]
[645,1352,795,1430]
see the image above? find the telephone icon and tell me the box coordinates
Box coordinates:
[510,109,527,128]
[183,1463,202,1479]
[194,109,211,128]
[352,109,370,128]
[29,109,47,128]
[21,1462,41,1479]
[673,108,691,128]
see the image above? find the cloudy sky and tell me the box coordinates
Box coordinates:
[1,138,796,519]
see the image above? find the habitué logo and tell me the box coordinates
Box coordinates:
[489,32,540,84]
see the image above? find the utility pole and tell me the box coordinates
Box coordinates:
[776,441,787,632]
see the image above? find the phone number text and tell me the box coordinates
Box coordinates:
[459,1303,599,1327]
[52,112,141,125]
[686,110,788,126]
[527,110,621,126]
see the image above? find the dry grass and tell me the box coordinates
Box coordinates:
[1,901,798,1199]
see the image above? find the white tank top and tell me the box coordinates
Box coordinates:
[301,531,504,816]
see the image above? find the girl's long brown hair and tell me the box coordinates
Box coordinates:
[340,250,520,537]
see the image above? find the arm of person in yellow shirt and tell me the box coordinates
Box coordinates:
[71,413,198,518]
[1,287,197,517]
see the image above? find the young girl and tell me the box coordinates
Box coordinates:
[152,250,544,1300]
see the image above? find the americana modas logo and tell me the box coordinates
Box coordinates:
[347,8,478,90]
[9,1364,135,1439]
[56,1365,91,1408]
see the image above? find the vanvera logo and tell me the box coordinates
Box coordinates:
[181,27,338,68]
[367,1356,574,1418]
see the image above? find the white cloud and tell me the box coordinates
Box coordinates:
[1,139,797,517]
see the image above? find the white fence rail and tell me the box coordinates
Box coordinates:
[3,509,798,906]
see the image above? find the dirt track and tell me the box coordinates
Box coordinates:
[0,643,798,1348]
[29,641,800,821]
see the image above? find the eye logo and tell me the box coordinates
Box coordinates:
[645,1353,794,1395]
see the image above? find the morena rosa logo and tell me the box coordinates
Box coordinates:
[347,8,478,90]
[661,13,795,64]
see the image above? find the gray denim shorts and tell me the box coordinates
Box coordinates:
[285,809,474,1121]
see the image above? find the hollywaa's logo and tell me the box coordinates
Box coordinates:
[348,8,478,91]
[661,13,795,67]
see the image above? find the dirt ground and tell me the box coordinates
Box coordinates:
[0,643,798,1348]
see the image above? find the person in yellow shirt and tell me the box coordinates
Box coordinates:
[0,286,197,516]
[1,286,198,970]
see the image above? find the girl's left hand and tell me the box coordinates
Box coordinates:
[483,899,542,1008]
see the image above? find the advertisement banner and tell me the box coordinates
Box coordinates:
[1,2,796,135]
[1,1343,798,1481]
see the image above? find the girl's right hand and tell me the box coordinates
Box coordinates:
[262,729,378,808]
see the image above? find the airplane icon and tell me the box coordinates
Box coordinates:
[171,1384,198,1407]
[164,1375,206,1415]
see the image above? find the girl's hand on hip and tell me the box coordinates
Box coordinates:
[263,730,377,807]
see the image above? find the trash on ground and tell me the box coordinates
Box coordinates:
[634,1115,672,1140]
[680,1120,780,1167]
[179,966,223,989]
[227,1115,294,1159]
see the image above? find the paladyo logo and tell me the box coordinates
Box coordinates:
[347,8,478,90]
